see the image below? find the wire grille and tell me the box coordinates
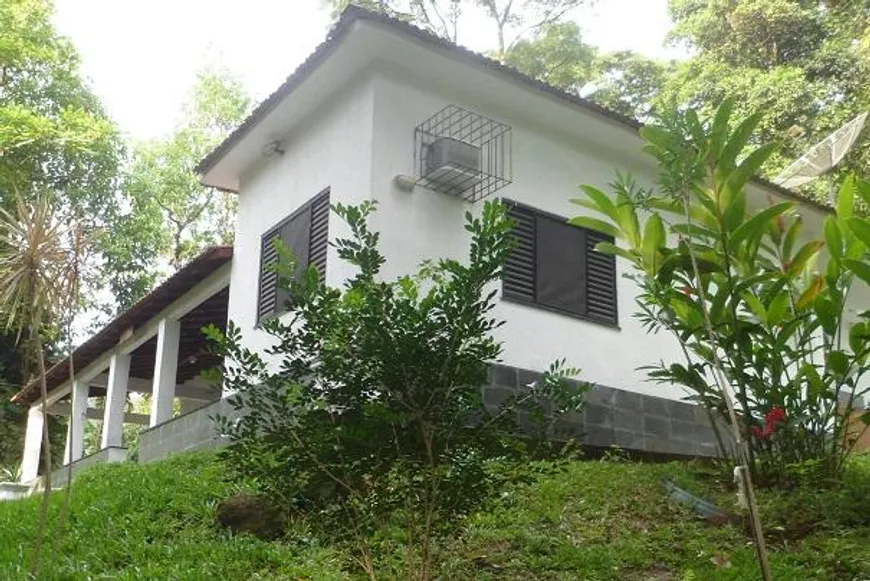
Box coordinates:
[415,105,512,202]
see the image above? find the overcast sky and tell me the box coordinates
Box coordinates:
[53,0,679,142]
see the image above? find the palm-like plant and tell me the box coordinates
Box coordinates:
[0,192,81,577]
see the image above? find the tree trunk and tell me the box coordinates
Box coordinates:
[30,329,53,578]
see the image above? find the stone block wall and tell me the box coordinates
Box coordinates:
[138,399,230,464]
[135,364,729,464]
[486,364,727,457]
[52,446,127,488]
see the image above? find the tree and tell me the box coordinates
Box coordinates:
[0,194,83,577]
[503,21,596,92]
[103,69,250,309]
[660,0,870,197]
[0,0,122,221]
[0,0,122,469]
[210,200,584,578]
[586,51,674,121]
[328,0,588,60]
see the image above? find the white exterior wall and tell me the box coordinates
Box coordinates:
[368,71,688,399]
[227,63,846,403]
[227,76,376,354]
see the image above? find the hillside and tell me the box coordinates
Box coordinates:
[1,452,869,580]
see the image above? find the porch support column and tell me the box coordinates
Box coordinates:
[101,353,131,449]
[63,379,89,464]
[20,407,44,483]
[150,317,180,427]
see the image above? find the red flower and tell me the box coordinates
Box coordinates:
[765,406,786,426]
[752,407,787,440]
[682,286,692,297]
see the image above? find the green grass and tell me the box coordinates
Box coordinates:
[1,452,869,580]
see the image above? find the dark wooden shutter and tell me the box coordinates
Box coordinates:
[503,203,535,302]
[257,227,281,321]
[502,199,618,325]
[585,229,617,324]
[536,214,586,315]
[309,190,330,275]
[257,189,331,324]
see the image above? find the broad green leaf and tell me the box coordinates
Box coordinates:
[723,188,746,231]
[857,177,870,207]
[723,143,778,203]
[846,217,870,249]
[719,112,763,174]
[741,292,767,323]
[827,350,850,376]
[783,216,802,261]
[568,216,621,239]
[849,322,870,353]
[824,216,843,264]
[796,275,824,309]
[709,98,734,159]
[729,202,795,250]
[671,223,718,239]
[837,174,857,220]
[575,184,619,222]
[595,241,637,263]
[814,296,840,336]
[766,291,790,325]
[616,195,641,248]
[788,241,824,277]
[642,214,666,273]
[844,259,870,286]
[640,125,679,153]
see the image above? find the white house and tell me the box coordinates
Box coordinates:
[11,6,858,484]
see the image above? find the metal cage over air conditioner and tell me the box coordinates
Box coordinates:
[414,105,512,202]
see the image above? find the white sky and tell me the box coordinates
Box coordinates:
[53,0,679,142]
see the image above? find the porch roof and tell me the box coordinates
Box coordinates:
[11,246,233,406]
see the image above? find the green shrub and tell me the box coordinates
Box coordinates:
[209,200,585,579]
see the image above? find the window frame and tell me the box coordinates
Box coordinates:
[501,199,619,328]
[256,188,330,325]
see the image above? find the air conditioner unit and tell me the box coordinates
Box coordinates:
[424,137,481,189]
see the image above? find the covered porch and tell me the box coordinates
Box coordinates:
[11,247,232,484]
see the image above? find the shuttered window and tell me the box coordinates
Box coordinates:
[257,189,330,323]
[502,200,617,326]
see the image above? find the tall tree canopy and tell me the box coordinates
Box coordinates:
[102,70,250,309]
[328,0,589,60]
[661,0,870,194]
[0,0,119,469]
[0,0,122,218]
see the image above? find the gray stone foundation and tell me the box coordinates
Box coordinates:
[52,446,127,488]
[136,364,727,463]
[138,399,230,464]
[487,364,725,457]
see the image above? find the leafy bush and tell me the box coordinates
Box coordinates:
[208,200,584,579]
[573,101,870,486]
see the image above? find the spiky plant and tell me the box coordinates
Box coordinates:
[0,192,80,577]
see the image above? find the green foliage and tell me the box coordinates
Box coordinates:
[102,69,250,309]
[504,22,597,93]
[209,200,584,578]
[0,451,349,580]
[660,0,870,199]
[441,455,870,580]
[2,451,869,578]
[575,101,870,486]
[0,0,122,217]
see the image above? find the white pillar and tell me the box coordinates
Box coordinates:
[63,379,89,464]
[20,407,44,482]
[101,353,131,449]
[150,318,180,427]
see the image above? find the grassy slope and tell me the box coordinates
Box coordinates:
[1,452,868,580]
